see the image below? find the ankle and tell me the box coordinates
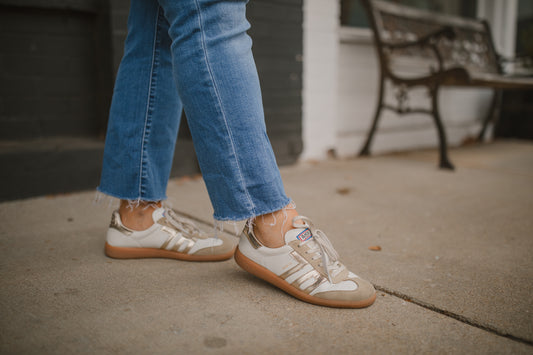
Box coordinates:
[253,205,299,248]
[119,200,161,231]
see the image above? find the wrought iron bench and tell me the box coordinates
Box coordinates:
[359,0,533,169]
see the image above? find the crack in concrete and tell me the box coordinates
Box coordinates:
[374,284,533,347]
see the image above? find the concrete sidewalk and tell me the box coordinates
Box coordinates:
[1,140,532,354]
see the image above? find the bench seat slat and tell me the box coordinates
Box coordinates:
[457,73,533,89]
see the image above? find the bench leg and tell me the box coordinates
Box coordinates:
[359,77,385,156]
[478,89,502,141]
[431,86,454,170]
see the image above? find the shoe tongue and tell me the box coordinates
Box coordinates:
[284,227,313,244]
[152,207,166,222]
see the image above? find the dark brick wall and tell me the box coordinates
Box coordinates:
[0,6,95,139]
[0,0,113,200]
[108,0,129,75]
[496,90,533,140]
[0,0,302,200]
[248,0,303,164]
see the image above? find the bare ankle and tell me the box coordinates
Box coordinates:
[119,200,162,231]
[253,205,299,248]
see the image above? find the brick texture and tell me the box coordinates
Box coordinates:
[0,0,302,200]
[0,5,101,139]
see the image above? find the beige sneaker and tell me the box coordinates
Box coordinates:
[234,216,376,308]
[105,207,236,261]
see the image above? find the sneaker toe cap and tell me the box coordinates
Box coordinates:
[313,277,376,303]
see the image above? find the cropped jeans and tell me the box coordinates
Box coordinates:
[98,0,290,221]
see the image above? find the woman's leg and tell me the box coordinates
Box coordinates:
[98,0,182,203]
[99,0,236,260]
[158,0,291,224]
[157,0,375,308]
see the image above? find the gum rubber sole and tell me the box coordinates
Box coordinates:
[234,247,376,308]
[105,242,235,262]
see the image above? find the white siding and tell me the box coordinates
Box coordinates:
[301,0,340,160]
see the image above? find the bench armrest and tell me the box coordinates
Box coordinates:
[498,54,532,64]
[497,54,533,75]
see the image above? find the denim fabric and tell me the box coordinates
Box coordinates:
[98,0,291,221]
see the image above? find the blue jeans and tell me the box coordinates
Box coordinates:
[98,0,290,221]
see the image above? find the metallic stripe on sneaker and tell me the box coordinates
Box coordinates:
[234,216,376,308]
[105,208,236,261]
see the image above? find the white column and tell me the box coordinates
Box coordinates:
[301,0,340,160]
[477,0,518,57]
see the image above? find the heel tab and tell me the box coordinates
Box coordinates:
[109,211,134,236]
[242,219,262,249]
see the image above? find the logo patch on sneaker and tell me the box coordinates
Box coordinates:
[296,228,312,241]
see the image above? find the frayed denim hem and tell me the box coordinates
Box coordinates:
[94,187,167,207]
[212,197,294,222]
[212,198,296,238]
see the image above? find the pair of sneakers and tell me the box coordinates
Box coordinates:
[105,207,376,308]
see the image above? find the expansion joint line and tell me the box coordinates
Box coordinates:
[374,284,533,347]
[160,208,533,348]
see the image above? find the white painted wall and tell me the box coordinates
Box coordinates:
[301,0,340,160]
[478,0,518,57]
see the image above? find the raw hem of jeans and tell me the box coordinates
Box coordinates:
[211,197,293,222]
[94,187,167,206]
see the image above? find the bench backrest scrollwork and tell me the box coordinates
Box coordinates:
[364,0,502,77]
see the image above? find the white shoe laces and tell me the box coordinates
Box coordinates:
[165,208,206,239]
[293,216,346,284]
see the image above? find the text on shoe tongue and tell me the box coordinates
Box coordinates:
[296,228,312,241]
